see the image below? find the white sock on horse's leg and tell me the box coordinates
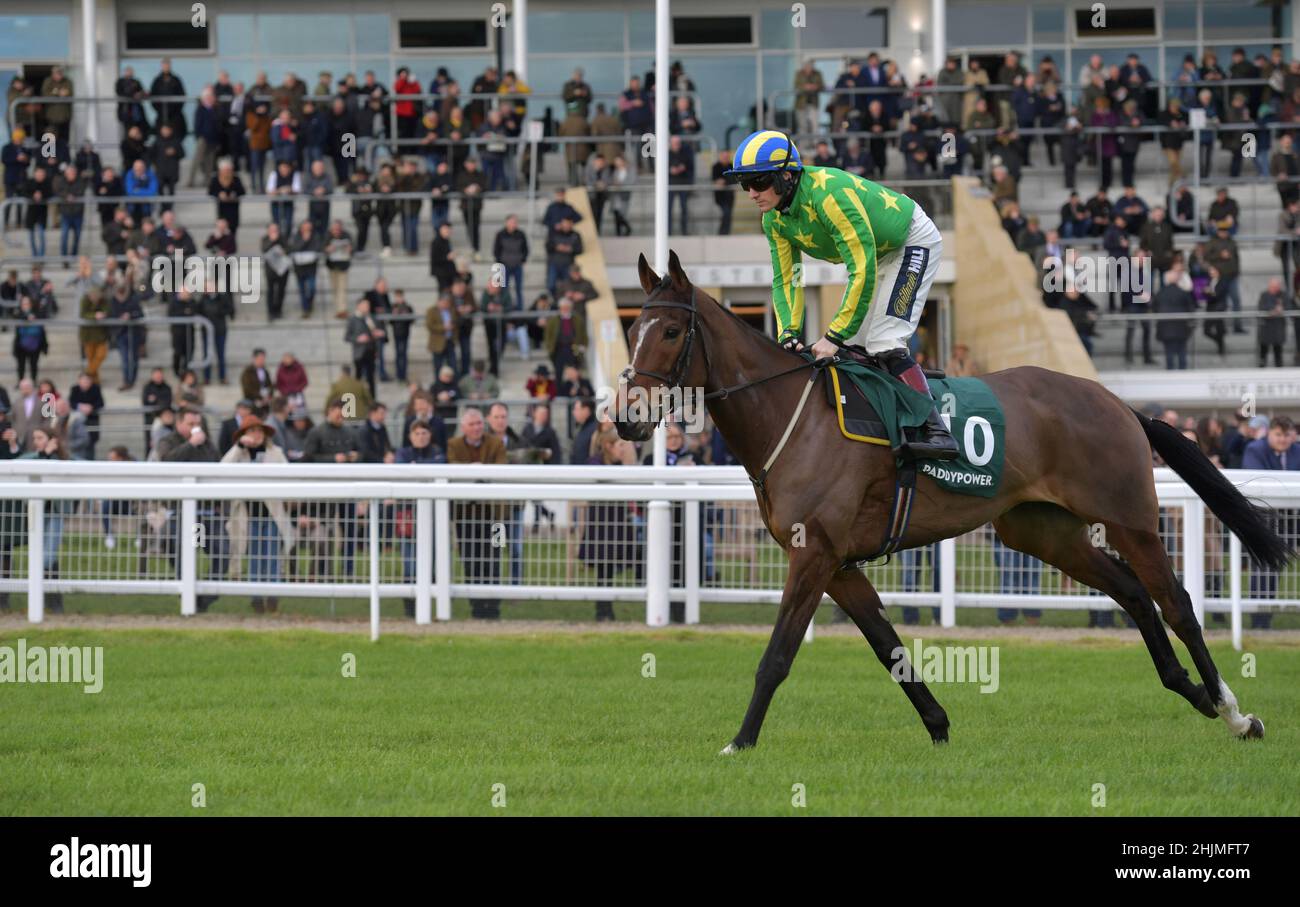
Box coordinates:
[1216,679,1255,736]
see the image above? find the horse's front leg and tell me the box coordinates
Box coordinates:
[723,545,840,753]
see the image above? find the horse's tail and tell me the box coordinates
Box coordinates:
[1131,408,1294,570]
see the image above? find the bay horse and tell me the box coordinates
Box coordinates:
[615,251,1291,753]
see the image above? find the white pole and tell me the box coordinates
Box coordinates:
[81,0,99,144]
[645,0,672,627]
[1229,532,1243,651]
[415,498,433,624]
[369,499,381,641]
[513,0,528,84]
[27,499,44,623]
[685,482,700,623]
[930,0,946,80]
[434,480,452,620]
[180,495,197,616]
[939,537,957,627]
[1184,499,1205,627]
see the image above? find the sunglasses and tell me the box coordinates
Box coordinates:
[738,173,776,193]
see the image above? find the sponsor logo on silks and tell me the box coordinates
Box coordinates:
[888,246,929,320]
[49,838,151,888]
[0,638,103,693]
[889,638,1000,693]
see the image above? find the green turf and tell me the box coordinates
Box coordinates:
[2,627,1296,816]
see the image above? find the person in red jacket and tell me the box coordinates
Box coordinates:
[274,351,309,410]
[393,67,422,141]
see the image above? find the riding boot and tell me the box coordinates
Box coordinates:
[879,349,960,461]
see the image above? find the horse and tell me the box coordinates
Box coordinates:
[615,251,1292,754]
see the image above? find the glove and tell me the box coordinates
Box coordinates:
[780,333,804,352]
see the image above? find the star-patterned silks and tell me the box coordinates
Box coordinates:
[807,168,831,190]
[878,189,901,211]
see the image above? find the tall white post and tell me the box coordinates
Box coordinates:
[81,0,99,143]
[369,498,381,641]
[939,537,957,627]
[1229,532,1243,652]
[1184,499,1206,627]
[513,0,528,83]
[27,499,44,623]
[930,0,946,79]
[645,0,672,627]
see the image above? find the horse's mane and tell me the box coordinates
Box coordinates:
[655,283,793,356]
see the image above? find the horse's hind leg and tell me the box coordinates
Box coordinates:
[826,567,950,743]
[993,503,1218,720]
[1107,524,1264,739]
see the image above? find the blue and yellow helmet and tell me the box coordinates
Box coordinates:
[723,130,803,182]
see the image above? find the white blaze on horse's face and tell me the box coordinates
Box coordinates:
[632,317,658,369]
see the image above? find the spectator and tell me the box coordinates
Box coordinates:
[138,368,172,451]
[609,155,632,236]
[581,425,639,621]
[266,159,300,238]
[431,364,461,421]
[39,66,73,144]
[204,217,236,257]
[492,213,529,311]
[447,407,507,619]
[67,371,103,459]
[1156,96,1189,188]
[222,416,291,613]
[1062,288,1099,355]
[362,277,393,383]
[712,149,736,235]
[1258,278,1289,367]
[345,297,385,399]
[1271,133,1300,208]
[426,293,460,379]
[793,60,826,135]
[52,163,86,259]
[392,158,424,256]
[1153,261,1196,369]
[451,278,477,376]
[1,128,30,231]
[526,364,557,400]
[289,220,322,318]
[238,348,273,408]
[22,165,50,257]
[429,220,456,293]
[393,68,422,140]
[1139,206,1175,287]
[245,96,272,194]
[395,417,447,616]
[545,217,583,297]
[1204,221,1243,332]
[456,157,487,255]
[1241,416,1300,629]
[108,280,144,390]
[76,285,110,384]
[389,288,414,384]
[545,296,587,376]
[303,158,333,235]
[481,279,507,377]
[427,159,453,232]
[541,187,582,229]
[261,222,291,321]
[522,401,562,465]
[321,218,354,320]
[458,358,499,404]
[208,157,245,232]
[584,153,610,233]
[356,401,395,464]
[403,390,449,451]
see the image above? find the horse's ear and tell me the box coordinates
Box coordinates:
[637,253,660,295]
[667,249,690,289]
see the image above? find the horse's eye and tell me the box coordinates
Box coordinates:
[664,327,681,340]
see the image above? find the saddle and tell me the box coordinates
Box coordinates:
[824,343,944,446]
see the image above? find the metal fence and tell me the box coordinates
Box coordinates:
[0,460,1295,647]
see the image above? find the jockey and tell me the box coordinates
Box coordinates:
[725,129,958,461]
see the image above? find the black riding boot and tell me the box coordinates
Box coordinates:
[880,348,960,461]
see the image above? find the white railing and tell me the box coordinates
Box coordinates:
[0,461,1296,648]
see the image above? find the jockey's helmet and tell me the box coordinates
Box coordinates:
[723,130,803,187]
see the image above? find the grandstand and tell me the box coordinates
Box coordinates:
[1,0,1298,628]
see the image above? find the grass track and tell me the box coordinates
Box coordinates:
[2,627,1297,816]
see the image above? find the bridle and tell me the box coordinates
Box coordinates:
[624,277,709,391]
[624,276,820,406]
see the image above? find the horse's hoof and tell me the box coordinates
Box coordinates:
[719,743,740,756]
[1241,715,1265,740]
[932,733,949,745]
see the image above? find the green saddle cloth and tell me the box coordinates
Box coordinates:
[826,357,1006,498]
